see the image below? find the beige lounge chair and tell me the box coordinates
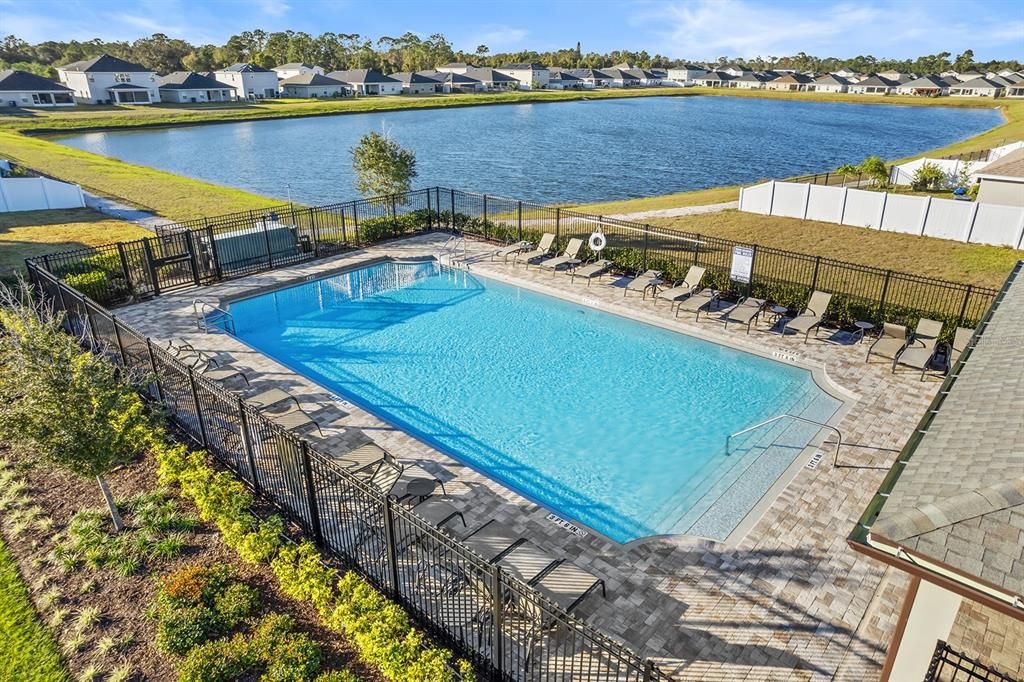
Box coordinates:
[675,288,719,320]
[783,291,833,342]
[655,266,706,307]
[723,297,766,334]
[539,238,584,273]
[946,327,974,372]
[493,240,531,262]
[893,318,943,378]
[249,390,323,436]
[514,233,556,268]
[623,270,663,299]
[570,259,613,285]
[168,340,249,386]
[866,323,908,363]
[530,561,606,613]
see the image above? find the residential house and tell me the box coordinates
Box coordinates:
[610,63,660,86]
[496,63,549,89]
[731,72,768,89]
[278,73,347,98]
[327,69,402,95]
[847,74,898,95]
[764,72,814,91]
[56,53,159,104]
[463,67,518,90]
[157,71,236,103]
[1006,82,1024,98]
[974,148,1024,206]
[665,64,707,86]
[894,75,954,97]
[720,64,750,77]
[418,70,482,93]
[693,71,734,88]
[599,66,641,87]
[272,63,325,80]
[954,70,985,82]
[878,70,915,83]
[834,68,860,79]
[948,76,1005,98]
[569,68,611,88]
[810,74,852,93]
[547,69,584,90]
[213,64,279,99]
[389,71,441,95]
[435,62,474,74]
[0,69,75,107]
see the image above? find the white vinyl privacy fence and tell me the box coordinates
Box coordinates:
[739,180,1024,249]
[0,176,86,212]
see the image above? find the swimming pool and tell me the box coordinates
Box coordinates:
[228,261,843,543]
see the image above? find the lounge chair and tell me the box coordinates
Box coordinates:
[783,291,833,342]
[538,238,584,274]
[248,390,323,436]
[327,441,388,475]
[655,266,706,307]
[462,520,524,564]
[514,233,556,268]
[675,288,719,320]
[946,327,974,372]
[893,318,943,378]
[570,259,613,285]
[167,339,249,386]
[497,541,559,584]
[493,240,531,262]
[865,323,908,363]
[530,561,606,613]
[723,297,766,334]
[623,270,663,299]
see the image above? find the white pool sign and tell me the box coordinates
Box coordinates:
[546,513,589,537]
[730,245,754,284]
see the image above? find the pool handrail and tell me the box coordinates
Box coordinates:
[726,413,843,465]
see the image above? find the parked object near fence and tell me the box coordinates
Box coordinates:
[739,180,1024,249]
[0,175,85,212]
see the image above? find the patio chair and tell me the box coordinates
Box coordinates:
[514,233,556,268]
[623,269,663,299]
[893,318,944,378]
[654,266,706,307]
[783,291,833,342]
[462,519,525,564]
[570,259,613,285]
[530,561,606,613]
[946,327,974,372]
[723,297,766,334]
[675,288,719,320]
[538,238,584,274]
[493,240,531,262]
[865,323,908,363]
[497,541,559,585]
[167,339,250,386]
[248,390,323,436]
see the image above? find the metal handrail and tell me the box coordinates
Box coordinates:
[726,414,843,465]
[193,299,236,334]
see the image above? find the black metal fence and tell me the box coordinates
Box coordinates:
[27,187,997,336]
[925,640,1021,682]
[25,261,672,682]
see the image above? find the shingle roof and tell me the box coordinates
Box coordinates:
[437,62,475,70]
[463,67,517,83]
[773,72,814,83]
[548,69,582,81]
[418,70,480,85]
[326,69,399,84]
[388,71,441,85]
[951,76,1007,90]
[59,54,151,73]
[900,75,954,89]
[700,71,733,81]
[0,69,72,92]
[975,148,1024,180]
[569,68,611,80]
[278,73,345,86]
[814,74,853,86]
[853,75,897,87]
[218,63,274,73]
[498,63,546,70]
[106,83,149,90]
[158,71,234,90]
[273,63,316,70]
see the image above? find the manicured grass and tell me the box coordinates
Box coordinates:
[0,208,152,278]
[565,184,741,216]
[0,538,69,682]
[648,209,1022,289]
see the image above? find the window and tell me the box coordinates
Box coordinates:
[114,73,132,83]
[53,93,73,104]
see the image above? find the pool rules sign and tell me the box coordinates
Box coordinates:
[731,245,754,284]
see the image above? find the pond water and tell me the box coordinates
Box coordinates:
[55,96,1002,205]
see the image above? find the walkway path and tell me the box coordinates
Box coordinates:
[604,200,738,222]
[84,191,174,232]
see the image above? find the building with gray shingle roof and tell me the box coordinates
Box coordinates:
[949,76,1007,98]
[278,73,347,98]
[388,71,441,95]
[895,74,956,96]
[158,71,236,103]
[326,69,402,95]
[0,69,75,107]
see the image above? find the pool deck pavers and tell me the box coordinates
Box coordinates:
[115,233,943,681]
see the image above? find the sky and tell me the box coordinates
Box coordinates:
[2,0,1023,61]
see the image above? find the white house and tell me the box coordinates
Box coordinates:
[948,76,1005,98]
[496,63,549,89]
[1006,82,1024,98]
[693,71,734,88]
[158,71,235,103]
[731,72,768,89]
[665,64,707,86]
[272,63,325,80]
[547,69,584,89]
[848,74,897,95]
[213,64,279,100]
[720,64,751,77]
[388,72,441,95]
[418,70,482,93]
[598,67,641,87]
[57,54,159,104]
[435,62,474,75]
[894,75,954,96]
[810,74,852,93]
[834,68,860,79]
[278,73,347,98]
[764,72,814,91]
[326,69,402,95]
[569,69,610,88]
[974,147,1024,207]
[0,69,75,107]
[463,67,518,90]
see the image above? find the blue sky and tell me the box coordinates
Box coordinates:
[2,0,1023,61]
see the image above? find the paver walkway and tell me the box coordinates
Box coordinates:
[116,234,941,680]
[604,200,738,222]
[83,191,174,232]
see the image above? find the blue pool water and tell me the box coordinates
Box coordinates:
[229,261,842,542]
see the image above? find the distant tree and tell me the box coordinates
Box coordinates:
[475,44,489,59]
[183,44,218,72]
[860,155,890,186]
[954,49,975,72]
[350,130,418,199]
[129,33,192,73]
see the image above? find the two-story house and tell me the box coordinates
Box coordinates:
[213,64,279,100]
[271,63,325,80]
[56,54,159,104]
[496,63,549,89]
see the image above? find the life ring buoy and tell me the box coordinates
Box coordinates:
[588,231,607,252]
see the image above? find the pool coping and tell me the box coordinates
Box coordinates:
[217,252,859,549]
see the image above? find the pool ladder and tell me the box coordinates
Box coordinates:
[726,414,843,465]
[193,299,236,335]
[438,234,469,269]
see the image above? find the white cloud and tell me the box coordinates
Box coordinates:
[469,24,529,51]
[254,0,291,18]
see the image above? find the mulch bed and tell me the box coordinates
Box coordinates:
[0,445,382,681]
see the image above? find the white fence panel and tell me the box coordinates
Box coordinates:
[805,185,846,223]
[970,203,1024,248]
[924,198,973,241]
[40,177,85,208]
[771,182,808,218]
[880,194,927,234]
[0,177,85,212]
[841,189,885,229]
[738,182,773,214]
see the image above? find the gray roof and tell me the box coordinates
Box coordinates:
[158,71,234,90]
[773,72,814,84]
[569,68,611,80]
[59,53,151,73]
[548,69,582,81]
[278,73,345,86]
[814,74,853,86]
[326,69,399,84]
[499,63,546,70]
[463,67,517,83]
[418,70,480,85]
[274,63,317,70]
[871,263,1024,597]
[951,77,1007,90]
[218,63,274,73]
[437,62,475,70]
[600,67,641,81]
[901,75,954,89]
[700,71,733,82]
[388,71,441,85]
[734,72,768,83]
[854,75,897,87]
[106,83,148,90]
[0,69,72,92]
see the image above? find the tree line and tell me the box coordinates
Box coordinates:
[1,31,1020,78]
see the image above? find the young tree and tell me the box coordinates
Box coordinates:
[911,162,947,191]
[350,130,418,199]
[860,155,890,187]
[0,285,153,531]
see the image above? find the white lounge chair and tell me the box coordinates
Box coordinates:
[893,318,943,378]
[783,291,832,342]
[655,266,706,307]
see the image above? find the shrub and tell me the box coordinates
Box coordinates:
[178,615,322,682]
[64,270,111,301]
[911,162,948,191]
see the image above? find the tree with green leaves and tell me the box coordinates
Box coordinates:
[860,155,890,187]
[911,162,947,191]
[954,49,975,73]
[0,284,153,532]
[350,130,418,199]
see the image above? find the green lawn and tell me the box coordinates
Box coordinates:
[0,538,69,682]
[0,208,153,279]
[648,210,1022,289]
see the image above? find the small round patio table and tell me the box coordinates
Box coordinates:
[854,320,875,344]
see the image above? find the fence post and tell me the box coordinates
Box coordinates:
[517,201,523,240]
[390,194,397,223]
[237,397,261,495]
[643,659,656,682]
[693,232,701,265]
[747,245,758,297]
[145,338,164,403]
[381,496,401,596]
[116,242,133,292]
[767,180,777,215]
[956,285,974,327]
[490,564,505,675]
[299,441,325,548]
[205,227,223,281]
[425,190,432,229]
[184,230,202,286]
[450,189,456,230]
[110,314,128,367]
[261,216,274,269]
[482,194,488,238]
[186,368,209,447]
[80,294,98,349]
[555,207,561,244]
[810,256,821,292]
[877,270,893,321]
[142,238,161,297]
[340,208,348,245]
[642,226,650,271]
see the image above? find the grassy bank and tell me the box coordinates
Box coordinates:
[0,538,69,682]
[648,210,1021,289]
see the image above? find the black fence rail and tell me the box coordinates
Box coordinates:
[26,187,999,337]
[926,640,1021,682]
[25,262,673,682]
